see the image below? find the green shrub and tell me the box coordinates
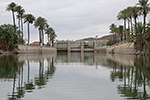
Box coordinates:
[0,24,18,50]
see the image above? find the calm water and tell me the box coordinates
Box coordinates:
[0,52,150,100]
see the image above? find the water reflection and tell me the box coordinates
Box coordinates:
[108,55,150,99]
[0,53,150,100]
[57,52,98,65]
[57,52,150,99]
[25,60,35,92]
[0,54,56,100]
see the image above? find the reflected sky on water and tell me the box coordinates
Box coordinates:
[0,52,150,100]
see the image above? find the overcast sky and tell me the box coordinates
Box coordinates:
[0,0,149,43]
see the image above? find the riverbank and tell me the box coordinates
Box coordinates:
[0,45,57,54]
[17,45,56,54]
[96,42,145,55]
[18,53,56,62]
[106,43,135,54]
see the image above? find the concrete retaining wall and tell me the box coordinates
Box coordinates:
[18,53,56,62]
[106,43,135,54]
[18,45,57,54]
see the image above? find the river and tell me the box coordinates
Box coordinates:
[0,52,150,100]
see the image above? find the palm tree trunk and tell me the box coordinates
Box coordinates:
[134,17,137,35]
[128,19,130,32]
[47,34,49,46]
[114,33,116,44]
[144,13,146,32]
[12,11,16,34]
[52,40,54,47]
[50,37,52,47]
[18,18,21,44]
[42,29,44,46]
[28,22,30,45]
[21,18,23,44]
[48,34,50,47]
[128,19,130,40]
[134,17,137,27]
[39,29,43,47]
[121,32,123,41]
[124,19,126,41]
[130,18,133,35]
[39,29,41,46]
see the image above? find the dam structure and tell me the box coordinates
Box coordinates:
[55,41,97,52]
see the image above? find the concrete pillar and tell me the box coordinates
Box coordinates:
[67,52,71,63]
[68,41,71,52]
[80,52,84,62]
[81,41,84,53]
[94,41,97,53]
[54,42,57,48]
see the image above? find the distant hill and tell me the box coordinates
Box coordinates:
[77,37,96,41]
[77,34,119,41]
[98,35,114,40]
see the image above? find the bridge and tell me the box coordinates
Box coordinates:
[55,41,97,52]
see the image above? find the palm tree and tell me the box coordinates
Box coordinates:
[132,6,141,27]
[45,27,55,47]
[118,25,124,41]
[24,14,35,45]
[109,23,117,43]
[130,22,149,52]
[117,9,128,41]
[6,2,17,34]
[114,27,119,43]
[15,5,23,44]
[126,7,134,35]
[34,17,48,46]
[126,28,130,41]
[137,0,150,27]
[50,30,57,47]
[20,9,25,43]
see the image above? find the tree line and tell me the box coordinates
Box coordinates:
[109,0,150,52]
[0,2,57,50]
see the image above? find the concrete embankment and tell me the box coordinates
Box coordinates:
[17,45,57,54]
[95,43,135,54]
[18,53,56,62]
[106,43,135,54]
[96,43,135,54]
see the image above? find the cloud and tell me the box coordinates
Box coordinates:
[0,0,146,43]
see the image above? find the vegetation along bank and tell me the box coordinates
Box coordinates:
[0,2,57,54]
[109,0,150,55]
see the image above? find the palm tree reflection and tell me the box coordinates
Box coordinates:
[25,60,35,92]
[109,56,150,99]
[45,58,56,80]
[35,58,46,89]
[0,55,56,99]
[35,57,56,89]
[16,62,25,98]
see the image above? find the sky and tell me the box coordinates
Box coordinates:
[0,0,149,43]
